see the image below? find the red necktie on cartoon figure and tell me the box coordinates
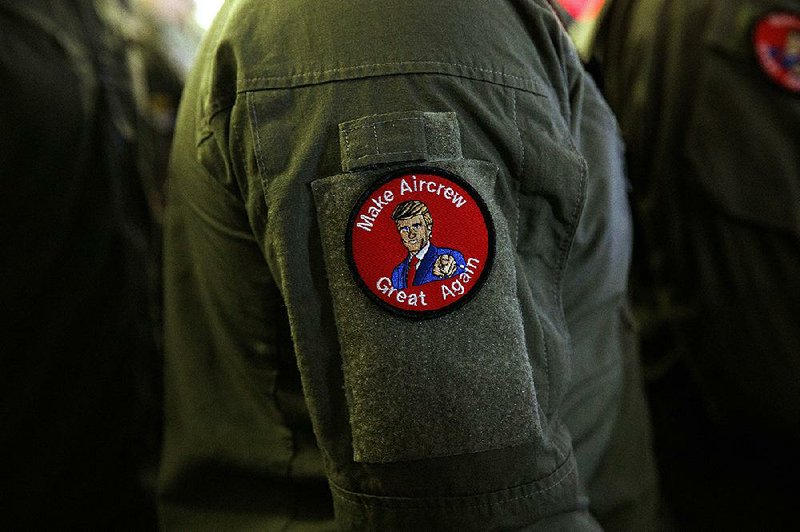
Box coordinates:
[407,256,420,288]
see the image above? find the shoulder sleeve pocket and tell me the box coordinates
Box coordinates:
[310,111,541,464]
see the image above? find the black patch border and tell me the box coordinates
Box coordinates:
[345,165,496,320]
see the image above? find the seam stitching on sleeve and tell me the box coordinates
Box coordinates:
[240,61,535,84]
[343,129,352,167]
[351,150,422,163]
[511,89,523,247]
[329,456,574,510]
[248,92,269,188]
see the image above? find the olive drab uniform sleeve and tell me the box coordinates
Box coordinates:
[159,0,641,529]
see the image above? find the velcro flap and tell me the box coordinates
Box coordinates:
[339,111,463,172]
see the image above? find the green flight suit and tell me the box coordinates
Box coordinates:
[592,0,800,528]
[160,0,658,529]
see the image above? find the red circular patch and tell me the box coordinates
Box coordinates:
[347,167,495,319]
[754,11,800,93]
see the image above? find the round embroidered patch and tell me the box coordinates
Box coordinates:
[347,166,495,319]
[753,11,800,93]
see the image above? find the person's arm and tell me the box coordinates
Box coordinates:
[159,1,622,529]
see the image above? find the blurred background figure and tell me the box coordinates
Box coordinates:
[589,0,800,529]
[134,0,204,82]
[553,0,608,53]
[0,0,192,527]
[190,0,225,32]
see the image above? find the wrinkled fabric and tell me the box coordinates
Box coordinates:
[159,0,657,529]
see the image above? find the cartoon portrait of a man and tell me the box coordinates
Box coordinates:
[390,200,467,289]
[785,29,800,74]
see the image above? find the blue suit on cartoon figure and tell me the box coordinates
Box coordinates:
[391,243,467,289]
[770,45,800,70]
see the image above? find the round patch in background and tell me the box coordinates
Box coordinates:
[347,166,495,319]
[753,11,800,93]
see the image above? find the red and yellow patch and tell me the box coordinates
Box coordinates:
[754,11,800,93]
[347,167,494,319]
